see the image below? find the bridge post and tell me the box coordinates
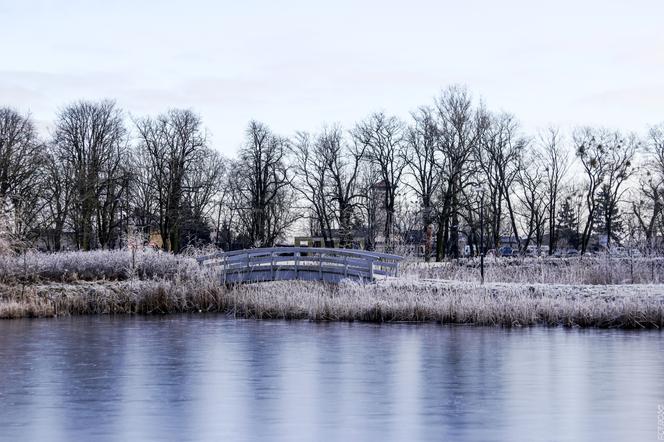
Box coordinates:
[344,255,348,277]
[222,254,227,284]
[295,251,299,280]
[369,259,374,280]
[244,251,249,283]
[318,252,323,279]
[271,252,275,280]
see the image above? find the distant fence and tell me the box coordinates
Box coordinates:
[197,247,403,284]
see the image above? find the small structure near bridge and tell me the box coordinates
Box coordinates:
[197,247,403,284]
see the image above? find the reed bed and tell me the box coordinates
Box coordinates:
[1,274,663,328]
[227,279,664,328]
[403,256,664,285]
[0,249,199,283]
[1,250,663,327]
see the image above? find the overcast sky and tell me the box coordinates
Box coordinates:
[1,0,663,156]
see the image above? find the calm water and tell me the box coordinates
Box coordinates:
[0,317,662,442]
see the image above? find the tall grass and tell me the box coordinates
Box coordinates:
[1,277,662,328]
[226,279,664,328]
[0,249,200,283]
[0,250,663,328]
[403,256,664,285]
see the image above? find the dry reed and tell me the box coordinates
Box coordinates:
[1,275,662,328]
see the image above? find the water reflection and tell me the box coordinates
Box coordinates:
[0,317,662,441]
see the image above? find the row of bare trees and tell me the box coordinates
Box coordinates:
[1,86,663,258]
[283,85,662,259]
[0,102,219,252]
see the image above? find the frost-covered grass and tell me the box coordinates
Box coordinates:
[403,256,664,285]
[0,279,224,318]
[0,249,199,283]
[227,279,664,328]
[1,278,662,328]
[1,250,663,328]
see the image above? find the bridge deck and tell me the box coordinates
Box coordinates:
[197,247,403,284]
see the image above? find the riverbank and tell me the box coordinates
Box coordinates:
[1,250,663,327]
[2,276,663,328]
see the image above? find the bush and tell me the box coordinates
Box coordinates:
[0,249,201,283]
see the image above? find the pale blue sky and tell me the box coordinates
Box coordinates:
[1,0,663,155]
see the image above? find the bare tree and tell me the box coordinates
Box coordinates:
[214,161,241,250]
[0,109,42,200]
[184,148,226,223]
[538,128,570,254]
[134,109,206,252]
[435,86,482,260]
[516,152,548,251]
[290,131,334,246]
[53,100,127,250]
[356,163,382,250]
[575,128,607,254]
[477,112,525,252]
[601,133,638,249]
[127,143,158,240]
[96,150,129,249]
[632,171,663,249]
[575,128,637,253]
[177,148,226,249]
[404,106,441,261]
[0,109,47,246]
[320,126,366,247]
[233,121,298,246]
[40,145,74,251]
[353,112,407,251]
[633,124,664,250]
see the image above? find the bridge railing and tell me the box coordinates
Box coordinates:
[197,247,403,284]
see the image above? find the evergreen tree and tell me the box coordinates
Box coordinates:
[557,196,579,249]
[593,184,624,246]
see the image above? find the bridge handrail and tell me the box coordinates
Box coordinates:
[197,247,403,283]
[197,246,403,263]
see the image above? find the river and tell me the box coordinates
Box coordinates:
[0,316,662,441]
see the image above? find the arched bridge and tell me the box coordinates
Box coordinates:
[197,247,403,284]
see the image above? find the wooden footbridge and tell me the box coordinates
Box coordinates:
[197,247,403,284]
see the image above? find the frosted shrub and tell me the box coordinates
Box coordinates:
[0,249,201,283]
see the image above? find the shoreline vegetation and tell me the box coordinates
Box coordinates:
[1,250,663,328]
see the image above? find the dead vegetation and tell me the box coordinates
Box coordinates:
[402,256,664,285]
[1,251,662,329]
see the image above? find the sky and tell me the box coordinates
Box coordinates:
[1,0,663,156]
